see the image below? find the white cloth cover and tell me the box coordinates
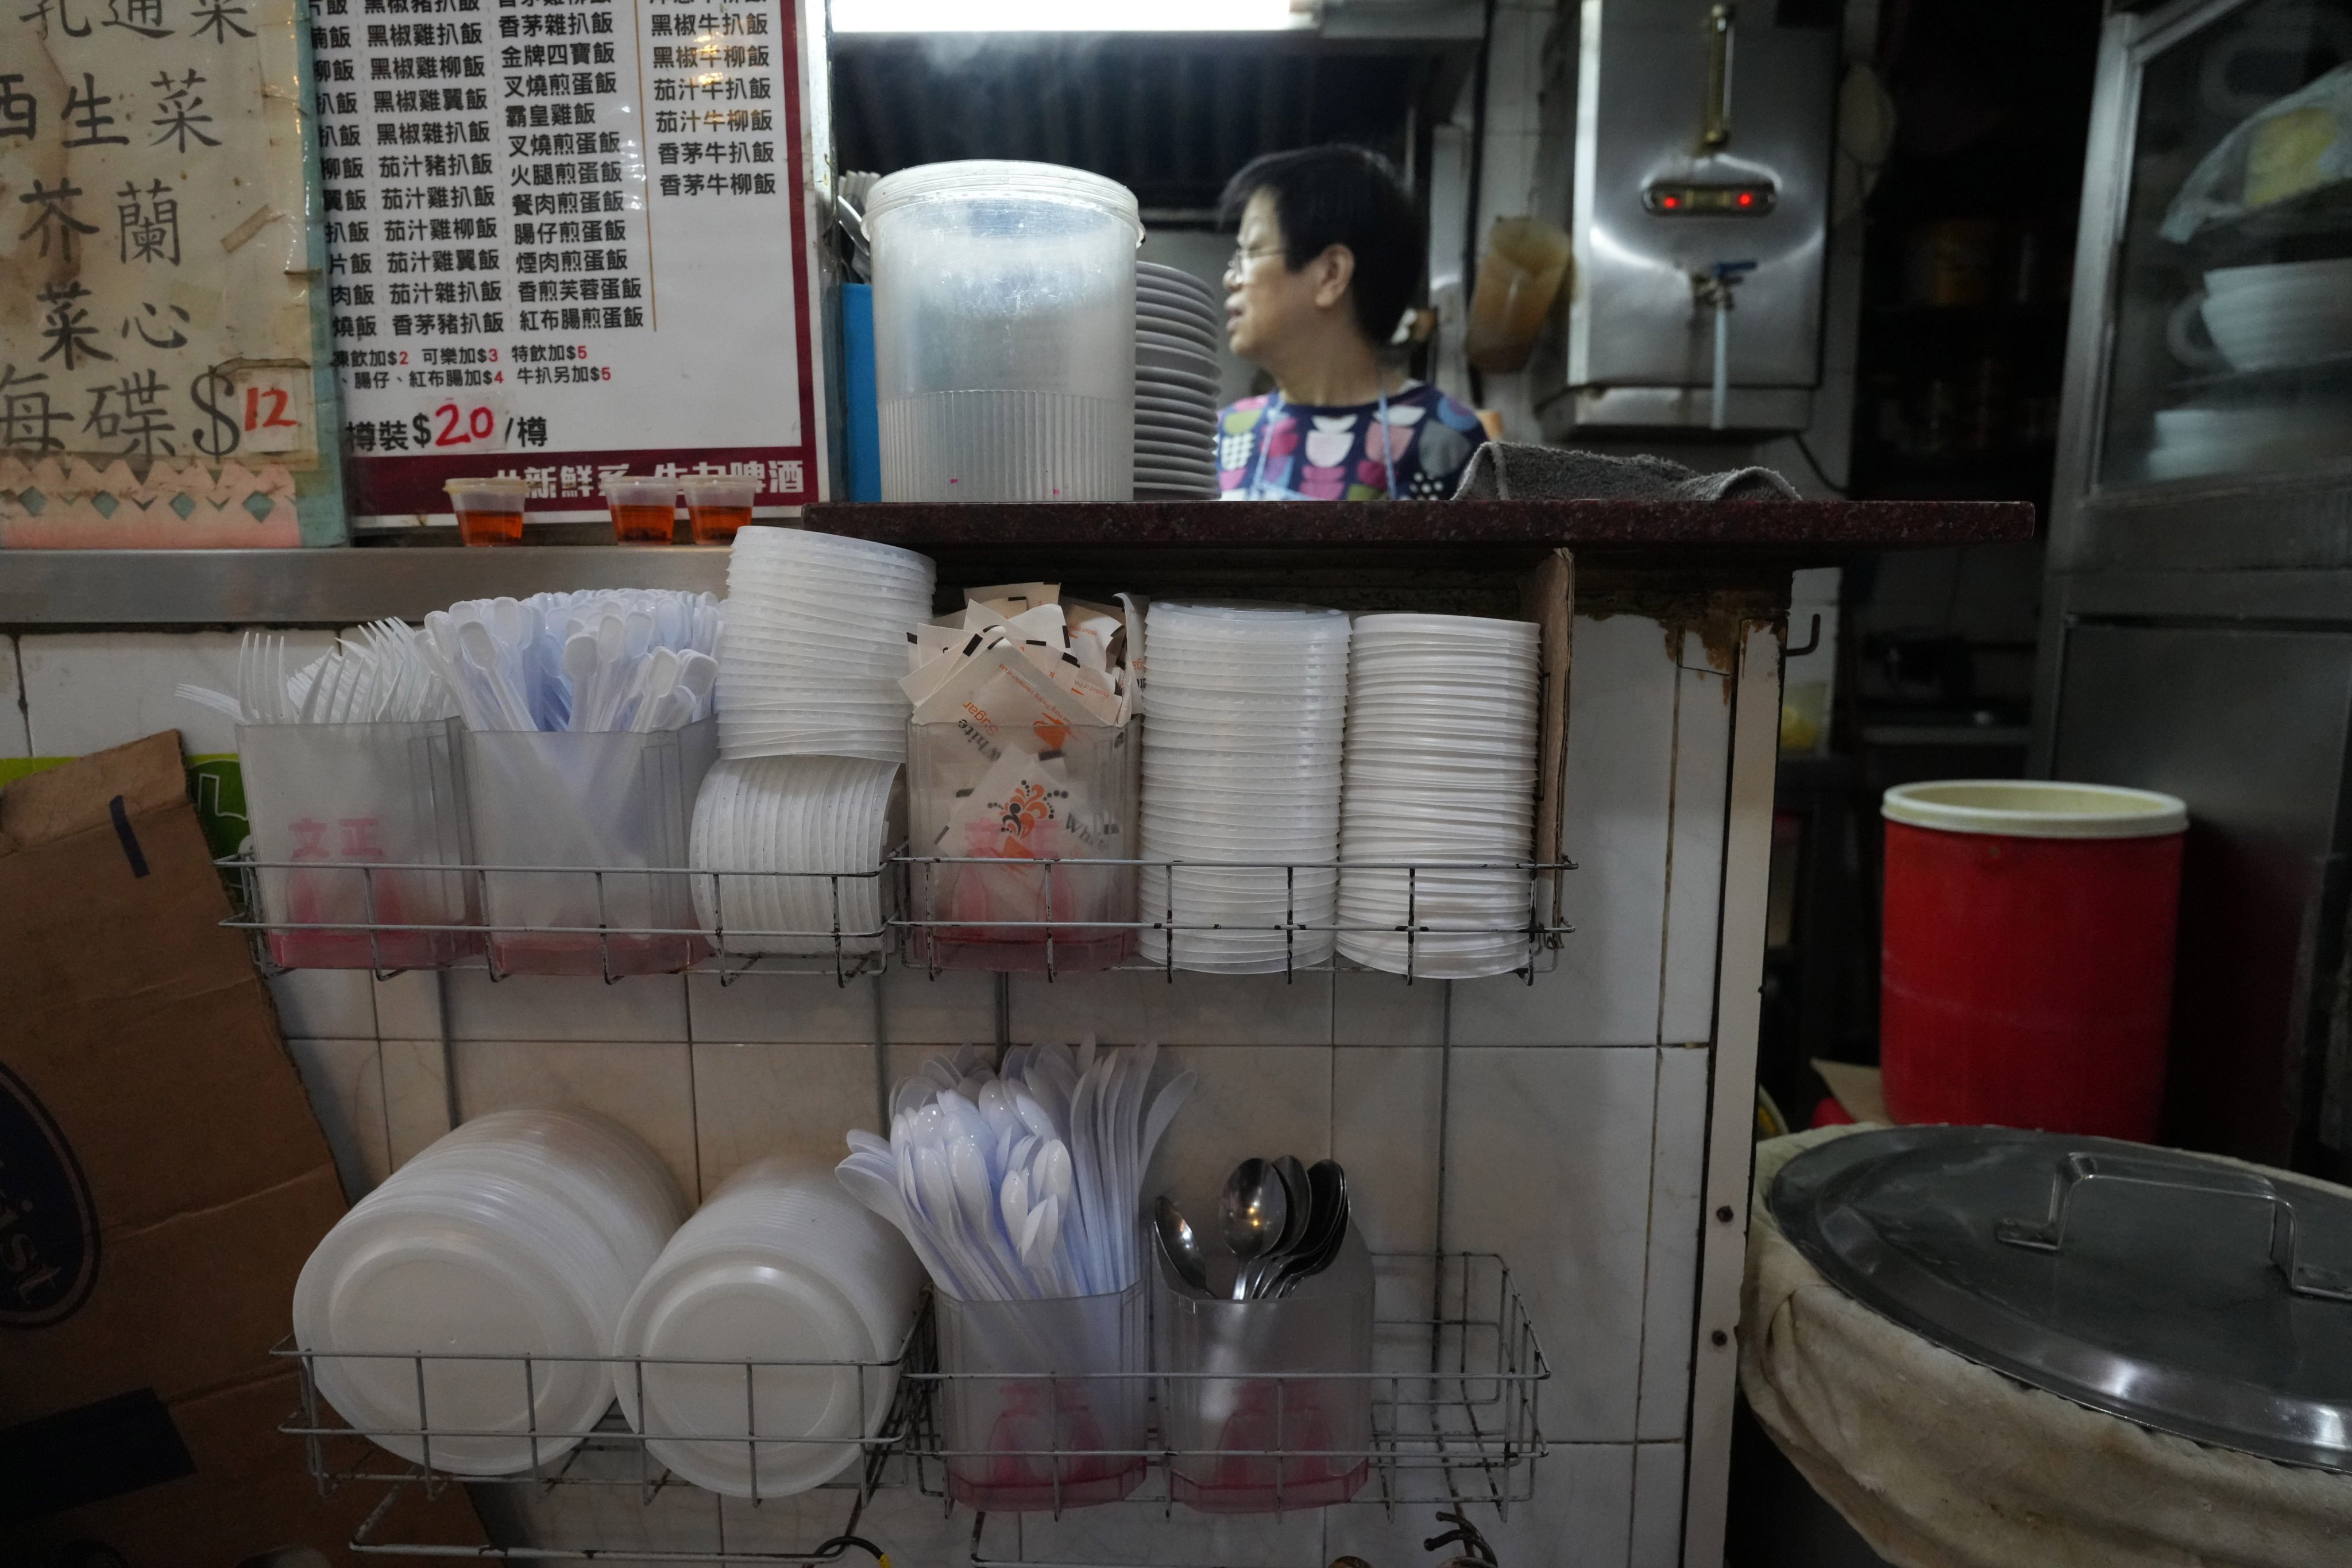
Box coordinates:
[1741,1126,2352,1568]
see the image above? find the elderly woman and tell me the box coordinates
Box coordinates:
[1216,145,1488,501]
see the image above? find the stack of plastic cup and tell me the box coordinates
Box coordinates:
[292,1110,687,1475]
[1138,603,1350,972]
[716,527,937,765]
[1337,613,1540,978]
[612,1158,923,1498]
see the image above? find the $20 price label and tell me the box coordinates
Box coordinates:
[404,389,522,454]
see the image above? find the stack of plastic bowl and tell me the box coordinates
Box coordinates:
[1139,603,1351,972]
[1134,261,1222,500]
[612,1158,924,1499]
[717,527,937,766]
[866,160,1140,503]
[688,756,903,956]
[1337,614,1540,979]
[292,1110,687,1475]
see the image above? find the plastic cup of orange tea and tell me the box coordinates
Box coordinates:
[603,475,680,543]
[445,477,530,546]
[681,474,758,544]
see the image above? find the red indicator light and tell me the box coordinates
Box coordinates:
[1663,195,1680,208]
[1737,191,1754,207]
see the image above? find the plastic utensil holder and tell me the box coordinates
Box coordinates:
[907,718,1139,972]
[1154,1230,1375,1513]
[932,1283,1149,1512]
[239,719,480,969]
[465,718,719,976]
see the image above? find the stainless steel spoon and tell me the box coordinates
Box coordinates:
[1155,1195,1212,1297]
[1243,1154,1313,1298]
[1272,1160,1350,1298]
[1221,1158,1287,1301]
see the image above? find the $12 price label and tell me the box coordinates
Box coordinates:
[188,367,312,459]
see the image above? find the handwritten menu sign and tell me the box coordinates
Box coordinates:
[1,0,338,545]
[313,0,824,523]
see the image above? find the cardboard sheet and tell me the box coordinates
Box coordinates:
[0,732,480,1564]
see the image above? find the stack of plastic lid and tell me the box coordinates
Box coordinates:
[688,755,903,955]
[1135,262,1222,500]
[612,1157,924,1497]
[1337,614,1540,978]
[717,527,937,764]
[1139,603,1350,971]
[292,1110,687,1475]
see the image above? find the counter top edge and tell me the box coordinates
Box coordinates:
[804,499,2036,549]
[0,500,2033,626]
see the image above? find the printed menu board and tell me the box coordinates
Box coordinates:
[312,0,824,523]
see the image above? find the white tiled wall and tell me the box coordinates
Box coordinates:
[283,1036,390,1200]
[1632,1442,1691,1566]
[1662,639,1735,1044]
[1477,1,1558,222]
[450,1037,701,1199]
[18,629,337,756]
[14,601,1739,1566]
[1637,1047,1712,1444]
[690,1038,883,1191]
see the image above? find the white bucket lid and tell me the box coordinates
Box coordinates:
[863,160,1141,231]
[1882,779,2187,840]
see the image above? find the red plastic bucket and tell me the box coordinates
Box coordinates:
[1880,779,2187,1141]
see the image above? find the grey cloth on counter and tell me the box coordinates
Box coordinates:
[1451,442,1799,502]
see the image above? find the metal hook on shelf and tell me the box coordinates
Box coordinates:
[1787,612,1822,658]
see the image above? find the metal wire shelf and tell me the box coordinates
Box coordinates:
[218,855,1575,985]
[275,1254,1545,1565]
[275,1312,927,1563]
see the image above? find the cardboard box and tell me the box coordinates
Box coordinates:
[0,733,480,1565]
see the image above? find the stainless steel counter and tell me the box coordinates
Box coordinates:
[0,548,732,628]
[0,497,2034,628]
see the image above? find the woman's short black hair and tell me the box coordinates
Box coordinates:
[1219,145,1422,349]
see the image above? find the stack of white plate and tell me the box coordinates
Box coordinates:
[613,1157,923,1499]
[2199,258,2352,371]
[293,1110,686,1476]
[718,528,937,765]
[1136,261,1222,500]
[2145,401,2349,481]
[1139,603,1350,971]
[1338,615,1540,979]
[689,756,902,955]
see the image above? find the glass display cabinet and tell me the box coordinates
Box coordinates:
[2034,0,2352,1173]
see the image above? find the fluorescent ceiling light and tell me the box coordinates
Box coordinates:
[832,0,1306,32]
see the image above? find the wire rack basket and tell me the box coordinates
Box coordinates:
[905,1252,1548,1511]
[275,1254,1545,1565]
[219,854,897,984]
[219,855,1575,985]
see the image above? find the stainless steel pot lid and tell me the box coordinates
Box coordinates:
[1770,1126,2352,1472]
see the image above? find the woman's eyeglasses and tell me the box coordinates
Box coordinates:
[1224,245,1286,279]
